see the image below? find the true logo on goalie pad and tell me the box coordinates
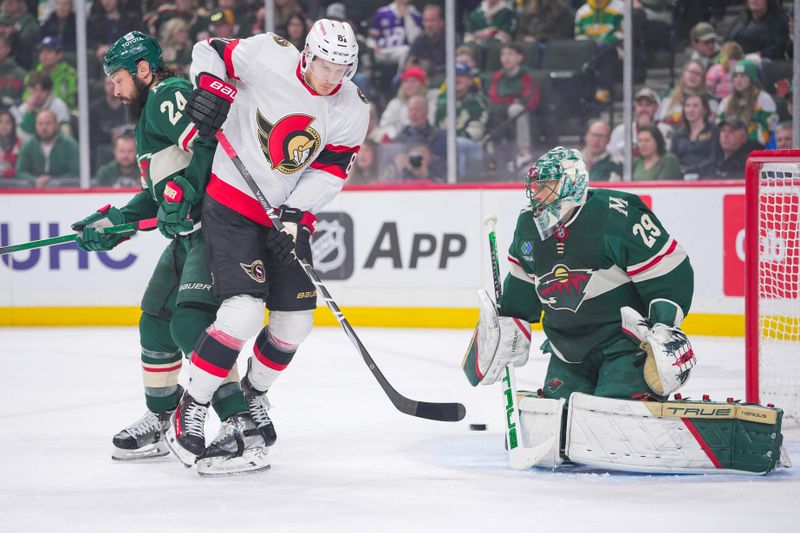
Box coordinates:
[537,264,593,312]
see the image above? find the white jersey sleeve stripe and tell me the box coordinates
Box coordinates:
[508,255,535,284]
[627,238,676,275]
[628,239,688,284]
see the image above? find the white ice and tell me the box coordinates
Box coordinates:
[1,327,798,533]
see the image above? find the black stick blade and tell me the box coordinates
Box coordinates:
[413,401,467,422]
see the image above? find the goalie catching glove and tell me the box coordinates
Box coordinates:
[620,306,696,396]
[264,205,316,266]
[72,204,129,251]
[187,72,236,138]
[462,289,531,386]
[157,177,199,238]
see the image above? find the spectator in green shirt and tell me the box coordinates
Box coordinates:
[582,118,621,181]
[16,108,79,188]
[0,34,24,106]
[465,0,517,45]
[632,124,681,181]
[95,132,139,188]
[25,36,77,111]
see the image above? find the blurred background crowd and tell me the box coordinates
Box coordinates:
[0,0,795,188]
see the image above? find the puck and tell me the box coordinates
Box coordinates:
[469,423,487,431]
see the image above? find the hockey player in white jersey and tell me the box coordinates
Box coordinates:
[165,20,370,476]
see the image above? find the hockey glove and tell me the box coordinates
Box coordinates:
[462,289,531,386]
[186,72,237,138]
[71,204,128,252]
[264,206,316,265]
[620,306,696,396]
[157,177,199,238]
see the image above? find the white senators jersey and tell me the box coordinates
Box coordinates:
[190,33,370,225]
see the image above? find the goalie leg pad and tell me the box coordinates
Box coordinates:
[564,393,784,475]
[516,392,566,468]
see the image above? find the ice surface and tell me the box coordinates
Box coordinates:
[0,327,797,532]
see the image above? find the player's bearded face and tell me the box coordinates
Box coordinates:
[306,58,348,95]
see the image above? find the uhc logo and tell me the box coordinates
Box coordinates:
[1,222,136,270]
[311,212,353,280]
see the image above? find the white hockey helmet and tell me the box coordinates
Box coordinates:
[301,19,359,83]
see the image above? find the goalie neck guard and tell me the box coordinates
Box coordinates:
[524,147,589,241]
[300,19,359,83]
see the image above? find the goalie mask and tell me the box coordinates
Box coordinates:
[524,147,589,240]
[301,19,359,83]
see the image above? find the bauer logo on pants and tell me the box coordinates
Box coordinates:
[311,212,353,280]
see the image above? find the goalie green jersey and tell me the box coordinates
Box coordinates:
[499,189,693,364]
[120,77,216,223]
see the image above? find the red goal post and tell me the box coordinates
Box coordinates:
[745,149,800,420]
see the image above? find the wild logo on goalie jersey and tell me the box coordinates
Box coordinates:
[256,111,321,173]
[537,265,593,312]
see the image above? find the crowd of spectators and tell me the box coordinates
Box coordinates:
[0,1,794,188]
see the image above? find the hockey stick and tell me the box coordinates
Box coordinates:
[485,215,551,469]
[215,130,466,422]
[0,217,158,256]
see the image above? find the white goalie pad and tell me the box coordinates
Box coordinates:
[462,290,531,386]
[564,393,783,475]
[620,306,695,395]
[515,392,565,469]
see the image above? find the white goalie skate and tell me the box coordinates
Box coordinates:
[111,410,172,461]
[195,413,270,477]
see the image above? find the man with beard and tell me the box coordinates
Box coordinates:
[15,108,78,187]
[70,31,257,467]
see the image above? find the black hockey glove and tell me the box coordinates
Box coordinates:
[264,206,316,265]
[186,72,237,138]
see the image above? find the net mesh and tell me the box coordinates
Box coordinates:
[758,163,800,420]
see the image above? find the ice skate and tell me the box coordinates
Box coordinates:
[195,413,270,477]
[165,392,209,467]
[111,410,172,461]
[241,372,277,446]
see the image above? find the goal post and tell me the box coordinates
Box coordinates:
[745,149,800,420]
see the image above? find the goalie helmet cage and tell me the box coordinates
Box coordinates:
[745,149,800,422]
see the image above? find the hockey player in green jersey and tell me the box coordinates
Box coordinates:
[71,32,266,465]
[464,147,786,474]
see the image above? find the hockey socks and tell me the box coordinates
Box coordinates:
[248,327,298,392]
[188,325,246,404]
[141,347,183,414]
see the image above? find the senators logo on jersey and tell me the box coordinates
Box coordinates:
[536,264,593,312]
[257,111,321,174]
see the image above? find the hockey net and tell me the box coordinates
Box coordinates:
[745,149,800,422]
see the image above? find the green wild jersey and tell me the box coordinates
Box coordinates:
[120,77,216,224]
[499,189,693,363]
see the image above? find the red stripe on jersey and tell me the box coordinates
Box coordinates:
[628,240,678,276]
[324,144,361,153]
[681,418,722,468]
[508,255,521,266]
[142,363,182,373]
[207,174,275,228]
[224,40,240,80]
[181,126,197,152]
[191,351,230,378]
[254,344,288,371]
[310,160,347,180]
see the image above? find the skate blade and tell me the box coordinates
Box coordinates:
[165,426,200,468]
[111,440,171,461]
[196,448,271,477]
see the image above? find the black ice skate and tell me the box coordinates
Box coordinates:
[241,373,277,446]
[165,392,209,467]
[195,413,270,477]
[111,410,172,461]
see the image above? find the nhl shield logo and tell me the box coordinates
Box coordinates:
[311,212,354,280]
[257,111,321,174]
[536,264,592,312]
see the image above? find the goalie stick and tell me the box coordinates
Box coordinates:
[0,217,158,256]
[215,130,466,422]
[485,215,551,469]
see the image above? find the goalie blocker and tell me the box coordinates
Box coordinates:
[516,392,787,475]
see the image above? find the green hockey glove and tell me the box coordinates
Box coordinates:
[157,176,199,238]
[71,204,128,252]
